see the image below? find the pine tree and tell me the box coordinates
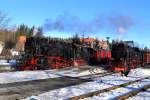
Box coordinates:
[15,24,34,38]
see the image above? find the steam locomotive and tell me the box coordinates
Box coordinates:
[16,36,150,72]
[111,41,150,71]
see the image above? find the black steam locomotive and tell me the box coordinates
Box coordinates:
[111,40,150,71]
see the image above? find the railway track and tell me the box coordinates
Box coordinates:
[0,76,89,100]
[0,71,113,100]
[114,83,150,100]
[0,69,142,100]
[78,71,115,80]
[66,76,150,100]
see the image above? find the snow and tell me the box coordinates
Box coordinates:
[127,88,150,100]
[0,66,149,99]
[0,42,4,54]
[81,79,150,100]
[10,49,19,56]
[0,70,61,84]
[54,67,106,77]
[128,68,150,77]
[92,68,150,86]
[0,66,105,84]
[0,60,10,66]
[23,81,113,100]
[23,68,150,100]
[78,68,106,77]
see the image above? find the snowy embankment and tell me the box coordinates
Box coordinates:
[23,68,150,100]
[0,66,105,84]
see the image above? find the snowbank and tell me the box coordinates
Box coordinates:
[128,68,150,77]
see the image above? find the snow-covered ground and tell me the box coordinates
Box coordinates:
[78,67,106,77]
[0,60,10,66]
[55,67,106,77]
[81,79,150,100]
[127,88,150,100]
[0,70,60,84]
[0,66,105,84]
[23,68,150,100]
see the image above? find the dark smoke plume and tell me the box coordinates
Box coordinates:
[43,13,134,39]
[43,13,103,34]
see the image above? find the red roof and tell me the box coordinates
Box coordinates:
[80,38,95,43]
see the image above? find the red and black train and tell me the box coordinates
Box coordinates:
[16,37,150,72]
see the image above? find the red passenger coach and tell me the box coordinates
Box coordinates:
[91,49,111,65]
[143,51,150,65]
[95,50,111,60]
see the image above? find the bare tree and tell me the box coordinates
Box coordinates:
[0,11,10,29]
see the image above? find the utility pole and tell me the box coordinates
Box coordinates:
[106,37,110,49]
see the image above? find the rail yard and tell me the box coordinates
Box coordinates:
[0,36,150,100]
[0,65,149,100]
[0,1,150,99]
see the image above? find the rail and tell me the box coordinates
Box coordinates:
[66,76,150,100]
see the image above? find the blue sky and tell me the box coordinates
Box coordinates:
[0,0,150,48]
